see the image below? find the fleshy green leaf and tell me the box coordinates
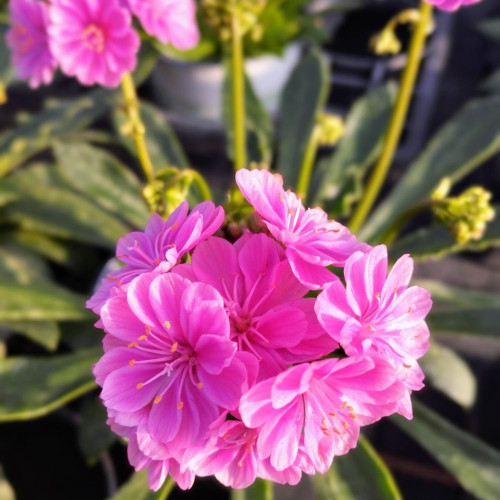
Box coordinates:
[478,18,500,42]
[54,142,149,228]
[277,50,329,187]
[427,307,499,338]
[360,96,500,243]
[393,400,500,500]
[0,321,60,351]
[311,436,402,500]
[312,84,395,216]
[113,101,189,170]
[0,348,99,422]
[420,341,476,408]
[78,397,117,464]
[0,90,112,176]
[0,244,51,285]
[0,465,16,500]
[110,472,174,500]
[231,479,273,500]
[0,279,91,322]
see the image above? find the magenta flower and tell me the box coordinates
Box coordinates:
[235,169,368,289]
[93,273,251,453]
[48,0,140,87]
[6,0,57,88]
[87,201,224,314]
[240,356,405,474]
[315,245,432,418]
[125,0,200,49]
[186,417,302,489]
[188,234,337,380]
[425,0,481,10]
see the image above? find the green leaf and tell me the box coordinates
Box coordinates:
[2,164,129,249]
[0,279,91,322]
[0,179,19,208]
[54,142,149,228]
[312,84,395,216]
[481,70,500,93]
[393,400,500,500]
[78,397,117,464]
[231,479,273,500]
[478,18,500,42]
[0,464,16,500]
[113,101,188,170]
[0,244,51,285]
[133,41,160,87]
[223,62,274,165]
[0,321,60,351]
[277,50,329,187]
[110,472,174,500]
[360,96,500,242]
[0,348,99,422]
[427,307,499,338]
[420,341,476,408]
[311,436,402,500]
[0,90,112,176]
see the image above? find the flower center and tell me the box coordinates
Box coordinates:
[231,312,252,334]
[12,24,33,55]
[81,24,105,53]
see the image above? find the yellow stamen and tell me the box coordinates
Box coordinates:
[177,401,184,410]
[164,321,171,329]
[138,335,148,341]
[197,382,203,389]
[171,342,178,353]
[129,359,136,366]
[154,395,162,404]
[128,342,139,348]
[136,383,144,390]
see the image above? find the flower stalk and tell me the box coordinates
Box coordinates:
[120,72,156,184]
[348,1,433,234]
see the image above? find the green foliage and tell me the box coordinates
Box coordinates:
[110,472,174,500]
[312,436,402,500]
[231,479,273,500]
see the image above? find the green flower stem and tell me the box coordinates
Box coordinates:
[186,169,213,201]
[120,72,156,183]
[348,1,433,234]
[231,2,247,171]
[296,125,321,203]
[157,477,175,500]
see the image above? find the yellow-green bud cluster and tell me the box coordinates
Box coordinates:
[432,178,496,245]
[201,0,266,42]
[316,113,345,147]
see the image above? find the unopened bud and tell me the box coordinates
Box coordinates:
[316,113,345,147]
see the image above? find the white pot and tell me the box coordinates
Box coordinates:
[151,43,302,124]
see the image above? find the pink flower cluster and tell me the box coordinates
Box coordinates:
[89,169,432,491]
[5,0,200,88]
[425,0,481,10]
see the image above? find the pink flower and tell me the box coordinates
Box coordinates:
[87,201,224,314]
[240,356,405,474]
[425,0,481,10]
[235,169,368,289]
[6,0,57,88]
[93,273,251,453]
[315,245,432,418]
[48,0,140,87]
[125,0,200,49]
[188,234,337,380]
[186,417,302,489]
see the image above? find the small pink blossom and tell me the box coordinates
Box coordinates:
[235,169,368,289]
[6,0,57,88]
[87,201,224,314]
[425,0,481,10]
[94,273,251,454]
[187,234,337,380]
[240,356,405,474]
[315,245,432,418]
[48,0,140,87]
[125,0,200,49]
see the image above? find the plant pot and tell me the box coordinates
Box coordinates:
[151,43,302,125]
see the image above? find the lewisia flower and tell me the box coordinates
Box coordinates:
[188,234,337,380]
[315,245,432,418]
[235,169,367,289]
[425,0,481,10]
[87,201,224,314]
[6,0,57,88]
[239,356,405,474]
[125,0,200,49]
[94,273,252,456]
[48,0,140,87]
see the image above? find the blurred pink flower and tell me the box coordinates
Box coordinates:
[235,169,368,289]
[94,273,251,454]
[48,0,140,87]
[6,0,57,88]
[125,0,200,49]
[87,201,224,314]
[426,0,481,11]
[315,245,432,418]
[240,356,405,474]
[188,234,337,380]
